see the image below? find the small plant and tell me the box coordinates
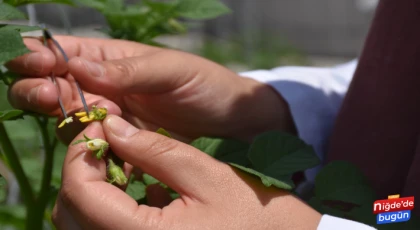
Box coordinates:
[0,0,231,229]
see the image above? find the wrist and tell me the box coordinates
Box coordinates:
[229,76,297,142]
[271,194,322,229]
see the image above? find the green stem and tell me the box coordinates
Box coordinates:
[26,117,55,230]
[0,123,35,207]
[36,117,54,208]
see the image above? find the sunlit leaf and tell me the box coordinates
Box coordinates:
[143,173,160,186]
[190,137,250,166]
[248,131,320,178]
[230,163,294,190]
[126,180,146,201]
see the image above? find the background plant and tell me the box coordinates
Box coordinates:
[0,1,419,230]
[0,0,230,229]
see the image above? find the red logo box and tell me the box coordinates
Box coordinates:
[373,196,414,214]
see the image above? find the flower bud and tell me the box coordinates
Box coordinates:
[107,159,128,186]
[86,139,109,151]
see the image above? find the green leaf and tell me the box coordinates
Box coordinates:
[0,71,19,86]
[190,133,312,190]
[0,24,41,33]
[156,128,172,138]
[4,0,74,6]
[230,163,294,190]
[0,110,24,122]
[0,205,26,230]
[126,180,146,201]
[102,0,182,43]
[175,0,231,20]
[167,187,180,200]
[315,161,377,206]
[0,29,31,65]
[0,3,26,20]
[94,148,105,160]
[143,173,160,186]
[190,137,250,166]
[248,131,320,177]
[83,134,92,141]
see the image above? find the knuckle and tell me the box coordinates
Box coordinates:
[114,60,138,89]
[140,133,180,158]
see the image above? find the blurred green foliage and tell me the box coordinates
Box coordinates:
[197,34,308,70]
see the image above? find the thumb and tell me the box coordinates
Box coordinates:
[103,115,229,201]
[68,53,194,95]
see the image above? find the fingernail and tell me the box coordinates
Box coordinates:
[106,116,138,138]
[82,59,104,78]
[24,53,44,73]
[27,85,41,103]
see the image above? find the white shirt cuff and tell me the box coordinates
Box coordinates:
[239,60,357,183]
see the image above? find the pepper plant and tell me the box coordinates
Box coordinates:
[0,1,419,230]
[0,0,231,229]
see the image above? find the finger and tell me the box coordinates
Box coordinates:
[56,100,122,145]
[103,115,231,202]
[60,122,144,229]
[8,75,121,119]
[8,77,68,114]
[6,35,149,77]
[67,51,196,95]
[5,37,57,77]
[52,196,83,230]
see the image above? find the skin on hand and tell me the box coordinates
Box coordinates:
[6,36,296,144]
[52,115,320,230]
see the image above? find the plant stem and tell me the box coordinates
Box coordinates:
[26,117,55,230]
[36,117,54,206]
[0,123,35,207]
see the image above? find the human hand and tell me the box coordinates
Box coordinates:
[6,36,295,143]
[52,115,320,230]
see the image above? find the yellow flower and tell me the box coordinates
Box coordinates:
[75,105,107,123]
[58,117,74,128]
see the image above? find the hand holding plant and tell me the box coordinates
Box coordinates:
[52,115,322,229]
[7,36,296,144]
